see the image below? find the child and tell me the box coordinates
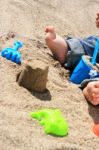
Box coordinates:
[44,13,99,106]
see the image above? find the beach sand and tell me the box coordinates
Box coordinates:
[0,0,99,150]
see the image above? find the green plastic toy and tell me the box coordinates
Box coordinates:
[30,109,69,137]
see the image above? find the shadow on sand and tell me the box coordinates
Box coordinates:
[30,88,52,101]
[88,103,99,123]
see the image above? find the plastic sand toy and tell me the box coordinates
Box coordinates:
[70,38,99,84]
[1,41,23,64]
[93,124,99,137]
[30,109,69,137]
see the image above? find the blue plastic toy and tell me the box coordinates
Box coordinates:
[70,55,92,84]
[91,38,99,65]
[70,39,99,84]
[1,41,23,64]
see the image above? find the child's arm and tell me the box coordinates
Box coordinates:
[83,81,99,105]
[96,13,99,28]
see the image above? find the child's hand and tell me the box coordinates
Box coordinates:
[83,81,99,105]
[96,13,99,28]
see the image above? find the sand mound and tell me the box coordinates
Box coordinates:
[0,0,99,150]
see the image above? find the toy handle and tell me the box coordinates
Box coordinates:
[13,41,23,51]
[91,38,99,65]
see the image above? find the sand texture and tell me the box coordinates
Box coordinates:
[0,0,99,150]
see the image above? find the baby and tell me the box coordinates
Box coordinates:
[44,13,99,106]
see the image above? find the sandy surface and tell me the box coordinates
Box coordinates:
[0,0,99,150]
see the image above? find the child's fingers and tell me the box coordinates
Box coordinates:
[93,97,99,105]
[94,81,99,88]
[92,88,99,95]
[92,100,99,105]
[90,93,99,105]
[92,92,99,98]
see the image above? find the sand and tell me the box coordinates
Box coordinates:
[0,0,99,150]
